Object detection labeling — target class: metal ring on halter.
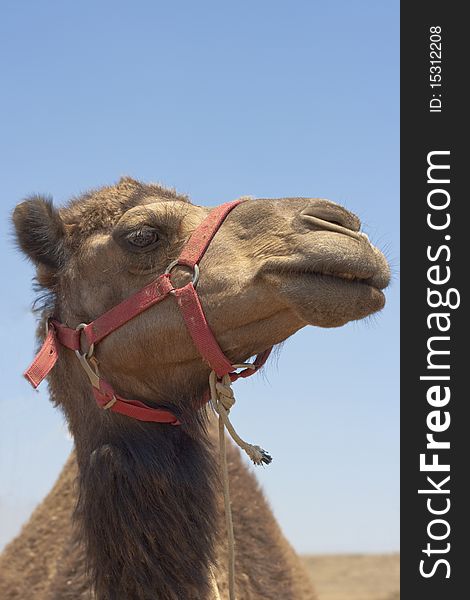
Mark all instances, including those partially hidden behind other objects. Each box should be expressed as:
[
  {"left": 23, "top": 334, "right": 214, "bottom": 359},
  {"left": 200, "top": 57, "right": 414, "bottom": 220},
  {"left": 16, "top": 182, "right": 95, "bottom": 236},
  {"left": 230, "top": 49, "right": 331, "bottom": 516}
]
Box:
[
  {"left": 74, "top": 350, "right": 101, "bottom": 389},
  {"left": 165, "top": 260, "right": 200, "bottom": 287},
  {"left": 102, "top": 395, "right": 117, "bottom": 410},
  {"left": 75, "top": 323, "right": 95, "bottom": 359}
]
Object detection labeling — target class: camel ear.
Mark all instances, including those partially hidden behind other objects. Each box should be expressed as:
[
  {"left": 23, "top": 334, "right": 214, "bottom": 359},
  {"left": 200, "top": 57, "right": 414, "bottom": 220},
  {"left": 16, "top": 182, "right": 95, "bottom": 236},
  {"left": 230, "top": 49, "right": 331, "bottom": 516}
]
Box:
[{"left": 12, "top": 195, "right": 66, "bottom": 270}]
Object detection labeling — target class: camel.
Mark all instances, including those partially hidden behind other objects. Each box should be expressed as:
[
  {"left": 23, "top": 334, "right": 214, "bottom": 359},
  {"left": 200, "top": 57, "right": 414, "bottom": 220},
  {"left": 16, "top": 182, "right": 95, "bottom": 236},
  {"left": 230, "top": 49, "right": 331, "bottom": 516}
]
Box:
[{"left": 0, "top": 177, "right": 390, "bottom": 600}]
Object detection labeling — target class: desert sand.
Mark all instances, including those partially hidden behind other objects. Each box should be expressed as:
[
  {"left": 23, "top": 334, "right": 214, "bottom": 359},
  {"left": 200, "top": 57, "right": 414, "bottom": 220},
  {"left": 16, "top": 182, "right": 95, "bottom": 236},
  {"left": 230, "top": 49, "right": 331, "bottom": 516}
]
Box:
[{"left": 302, "top": 553, "right": 399, "bottom": 600}]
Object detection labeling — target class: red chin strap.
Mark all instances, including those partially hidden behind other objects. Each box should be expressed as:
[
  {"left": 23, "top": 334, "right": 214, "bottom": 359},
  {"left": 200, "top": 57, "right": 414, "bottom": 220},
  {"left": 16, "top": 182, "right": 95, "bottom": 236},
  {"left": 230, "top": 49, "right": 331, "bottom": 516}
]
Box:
[{"left": 24, "top": 200, "right": 272, "bottom": 425}]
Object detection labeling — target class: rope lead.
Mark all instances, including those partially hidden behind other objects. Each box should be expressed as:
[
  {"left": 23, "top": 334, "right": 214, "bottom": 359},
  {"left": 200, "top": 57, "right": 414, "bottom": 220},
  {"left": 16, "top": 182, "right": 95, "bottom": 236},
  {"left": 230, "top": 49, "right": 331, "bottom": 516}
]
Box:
[{"left": 209, "top": 371, "right": 272, "bottom": 600}]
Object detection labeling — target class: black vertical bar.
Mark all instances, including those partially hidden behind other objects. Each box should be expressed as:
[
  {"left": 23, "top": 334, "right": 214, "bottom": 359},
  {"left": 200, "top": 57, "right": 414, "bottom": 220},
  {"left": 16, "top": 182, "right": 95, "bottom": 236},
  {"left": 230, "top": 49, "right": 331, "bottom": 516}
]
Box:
[{"left": 401, "top": 3, "right": 467, "bottom": 599}]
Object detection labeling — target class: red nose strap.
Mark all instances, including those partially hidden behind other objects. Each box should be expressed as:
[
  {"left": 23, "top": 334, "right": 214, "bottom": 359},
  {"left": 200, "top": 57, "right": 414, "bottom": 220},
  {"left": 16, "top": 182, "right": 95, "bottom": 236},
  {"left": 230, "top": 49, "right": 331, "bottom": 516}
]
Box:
[{"left": 24, "top": 200, "right": 272, "bottom": 424}]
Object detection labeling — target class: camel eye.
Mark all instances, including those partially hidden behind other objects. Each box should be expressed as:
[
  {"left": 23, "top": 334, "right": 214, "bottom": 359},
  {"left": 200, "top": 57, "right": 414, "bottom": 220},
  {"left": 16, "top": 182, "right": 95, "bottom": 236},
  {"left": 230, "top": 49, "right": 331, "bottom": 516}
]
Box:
[{"left": 126, "top": 226, "right": 159, "bottom": 249}]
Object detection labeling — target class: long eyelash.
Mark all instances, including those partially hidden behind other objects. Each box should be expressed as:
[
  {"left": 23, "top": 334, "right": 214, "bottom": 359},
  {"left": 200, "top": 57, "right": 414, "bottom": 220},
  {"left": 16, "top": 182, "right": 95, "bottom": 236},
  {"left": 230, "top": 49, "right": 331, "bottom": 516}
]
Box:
[{"left": 127, "top": 228, "right": 158, "bottom": 247}]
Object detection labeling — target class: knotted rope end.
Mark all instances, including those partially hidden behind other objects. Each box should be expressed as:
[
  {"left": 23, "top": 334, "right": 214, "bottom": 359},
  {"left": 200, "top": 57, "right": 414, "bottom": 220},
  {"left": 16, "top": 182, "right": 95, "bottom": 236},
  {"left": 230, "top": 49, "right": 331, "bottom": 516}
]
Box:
[
  {"left": 245, "top": 444, "right": 272, "bottom": 466},
  {"left": 209, "top": 369, "right": 273, "bottom": 467}
]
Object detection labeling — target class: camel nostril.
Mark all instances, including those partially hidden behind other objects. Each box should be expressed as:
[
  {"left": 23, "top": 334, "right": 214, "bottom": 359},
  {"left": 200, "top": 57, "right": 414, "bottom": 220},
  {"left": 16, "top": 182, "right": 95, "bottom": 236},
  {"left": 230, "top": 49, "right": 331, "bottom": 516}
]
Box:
[{"left": 300, "top": 200, "right": 361, "bottom": 233}]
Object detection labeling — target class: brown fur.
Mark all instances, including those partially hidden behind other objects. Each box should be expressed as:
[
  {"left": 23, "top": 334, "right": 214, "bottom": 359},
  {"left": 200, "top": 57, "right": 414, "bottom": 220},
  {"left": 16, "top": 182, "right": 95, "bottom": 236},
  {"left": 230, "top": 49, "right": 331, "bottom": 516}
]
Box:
[{"left": 1, "top": 177, "right": 390, "bottom": 599}]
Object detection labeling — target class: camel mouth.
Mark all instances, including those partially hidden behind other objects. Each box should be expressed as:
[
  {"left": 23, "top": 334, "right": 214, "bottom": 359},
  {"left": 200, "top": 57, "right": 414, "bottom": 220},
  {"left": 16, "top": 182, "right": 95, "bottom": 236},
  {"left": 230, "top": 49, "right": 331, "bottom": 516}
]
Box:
[
  {"left": 262, "top": 248, "right": 390, "bottom": 328},
  {"left": 280, "top": 269, "right": 387, "bottom": 326},
  {"left": 299, "top": 268, "right": 388, "bottom": 293},
  {"left": 309, "top": 271, "right": 386, "bottom": 307},
  {"left": 287, "top": 269, "right": 386, "bottom": 312}
]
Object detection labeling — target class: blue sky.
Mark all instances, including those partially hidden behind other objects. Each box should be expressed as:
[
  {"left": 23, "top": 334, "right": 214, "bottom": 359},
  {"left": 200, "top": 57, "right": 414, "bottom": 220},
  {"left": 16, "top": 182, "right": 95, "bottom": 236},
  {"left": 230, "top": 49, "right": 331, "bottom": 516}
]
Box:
[{"left": 0, "top": 1, "right": 399, "bottom": 554}]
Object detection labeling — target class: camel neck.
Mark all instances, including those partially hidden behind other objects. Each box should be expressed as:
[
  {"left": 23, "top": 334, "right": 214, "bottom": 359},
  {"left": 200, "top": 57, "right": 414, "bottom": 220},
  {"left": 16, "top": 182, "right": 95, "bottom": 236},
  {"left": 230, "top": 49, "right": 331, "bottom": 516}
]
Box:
[{"left": 70, "top": 401, "right": 219, "bottom": 599}]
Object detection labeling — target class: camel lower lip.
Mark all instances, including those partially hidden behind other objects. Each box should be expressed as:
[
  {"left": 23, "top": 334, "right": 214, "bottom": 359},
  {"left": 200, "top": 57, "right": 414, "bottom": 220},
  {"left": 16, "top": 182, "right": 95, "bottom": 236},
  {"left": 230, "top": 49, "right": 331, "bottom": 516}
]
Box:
[
  {"left": 320, "top": 274, "right": 386, "bottom": 303},
  {"left": 325, "top": 274, "right": 386, "bottom": 304},
  {"left": 264, "top": 268, "right": 387, "bottom": 327}
]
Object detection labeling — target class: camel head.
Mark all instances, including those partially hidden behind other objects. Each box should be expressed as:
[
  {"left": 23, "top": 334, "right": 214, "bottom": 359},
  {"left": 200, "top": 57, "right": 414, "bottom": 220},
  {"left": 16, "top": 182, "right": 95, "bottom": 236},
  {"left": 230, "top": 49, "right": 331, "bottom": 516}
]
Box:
[
  {"left": 13, "top": 177, "right": 390, "bottom": 421},
  {"left": 11, "top": 176, "right": 391, "bottom": 598}
]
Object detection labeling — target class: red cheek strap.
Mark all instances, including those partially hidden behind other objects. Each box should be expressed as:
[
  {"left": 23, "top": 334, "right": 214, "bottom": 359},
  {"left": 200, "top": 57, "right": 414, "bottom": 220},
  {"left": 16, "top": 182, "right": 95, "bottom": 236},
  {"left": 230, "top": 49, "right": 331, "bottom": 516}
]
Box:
[{"left": 173, "top": 283, "right": 234, "bottom": 378}]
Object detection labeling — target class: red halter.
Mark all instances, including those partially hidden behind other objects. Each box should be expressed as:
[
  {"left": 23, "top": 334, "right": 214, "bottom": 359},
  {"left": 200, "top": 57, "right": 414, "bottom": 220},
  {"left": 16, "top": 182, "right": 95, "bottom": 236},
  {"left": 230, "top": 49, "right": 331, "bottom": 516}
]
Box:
[{"left": 24, "top": 200, "right": 272, "bottom": 425}]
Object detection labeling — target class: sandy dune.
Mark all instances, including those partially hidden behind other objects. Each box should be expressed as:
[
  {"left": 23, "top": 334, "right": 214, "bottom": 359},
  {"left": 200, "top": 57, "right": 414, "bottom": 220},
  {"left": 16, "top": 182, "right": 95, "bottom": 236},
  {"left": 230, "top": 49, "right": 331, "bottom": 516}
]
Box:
[{"left": 302, "top": 553, "right": 399, "bottom": 600}]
